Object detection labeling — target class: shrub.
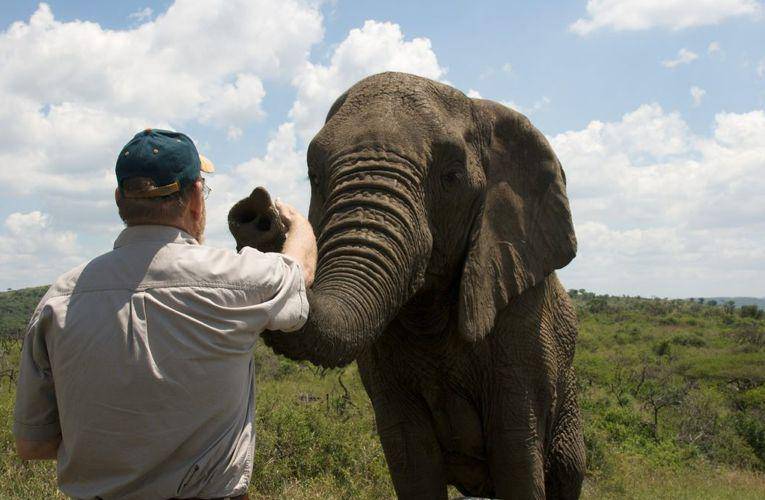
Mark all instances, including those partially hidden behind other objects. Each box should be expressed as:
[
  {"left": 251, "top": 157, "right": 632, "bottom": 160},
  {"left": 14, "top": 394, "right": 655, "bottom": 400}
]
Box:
[
  {"left": 734, "top": 412, "right": 765, "bottom": 469},
  {"left": 740, "top": 305, "right": 764, "bottom": 320}
]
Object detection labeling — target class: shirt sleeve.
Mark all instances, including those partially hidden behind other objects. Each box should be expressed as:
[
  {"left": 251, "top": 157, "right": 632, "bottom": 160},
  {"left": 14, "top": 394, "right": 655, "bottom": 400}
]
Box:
[
  {"left": 13, "top": 300, "right": 61, "bottom": 442},
  {"left": 238, "top": 248, "right": 309, "bottom": 333}
]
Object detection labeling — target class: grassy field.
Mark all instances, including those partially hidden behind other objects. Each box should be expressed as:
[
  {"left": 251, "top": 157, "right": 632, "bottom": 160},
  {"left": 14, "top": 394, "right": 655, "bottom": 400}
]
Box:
[{"left": 1, "top": 288, "right": 764, "bottom": 498}]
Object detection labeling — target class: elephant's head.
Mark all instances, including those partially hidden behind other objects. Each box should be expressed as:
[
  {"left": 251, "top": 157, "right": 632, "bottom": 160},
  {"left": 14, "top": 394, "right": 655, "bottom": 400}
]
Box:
[{"left": 234, "top": 72, "right": 576, "bottom": 367}]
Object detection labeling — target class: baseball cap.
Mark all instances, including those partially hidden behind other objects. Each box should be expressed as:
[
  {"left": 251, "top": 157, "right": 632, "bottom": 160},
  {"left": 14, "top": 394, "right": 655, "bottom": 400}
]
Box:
[{"left": 116, "top": 128, "right": 215, "bottom": 198}]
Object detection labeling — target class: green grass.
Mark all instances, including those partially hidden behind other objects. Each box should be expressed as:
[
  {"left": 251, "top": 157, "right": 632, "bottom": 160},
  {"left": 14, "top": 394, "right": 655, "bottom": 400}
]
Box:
[{"left": 1, "top": 288, "right": 764, "bottom": 498}]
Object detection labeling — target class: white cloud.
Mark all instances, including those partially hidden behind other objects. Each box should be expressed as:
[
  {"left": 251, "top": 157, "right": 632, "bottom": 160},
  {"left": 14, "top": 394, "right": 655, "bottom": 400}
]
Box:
[
  {"left": 0, "top": 99, "right": 151, "bottom": 195},
  {"left": 0, "top": 1, "right": 323, "bottom": 197},
  {"left": 552, "top": 105, "right": 765, "bottom": 296},
  {"left": 0, "top": 211, "right": 83, "bottom": 288},
  {"left": 198, "top": 73, "right": 267, "bottom": 129},
  {"left": 570, "top": 0, "right": 762, "bottom": 35},
  {"left": 466, "top": 89, "right": 482, "bottom": 98},
  {"left": 0, "top": 0, "right": 325, "bottom": 288},
  {"left": 5, "top": 0, "right": 323, "bottom": 117},
  {"left": 502, "top": 62, "right": 513, "bottom": 74},
  {"left": 661, "top": 48, "right": 699, "bottom": 68},
  {"left": 289, "top": 20, "right": 446, "bottom": 141},
  {"left": 128, "top": 7, "right": 153, "bottom": 23},
  {"left": 690, "top": 86, "right": 706, "bottom": 106},
  {"left": 0, "top": 0, "right": 323, "bottom": 182},
  {"left": 707, "top": 41, "right": 722, "bottom": 55}
]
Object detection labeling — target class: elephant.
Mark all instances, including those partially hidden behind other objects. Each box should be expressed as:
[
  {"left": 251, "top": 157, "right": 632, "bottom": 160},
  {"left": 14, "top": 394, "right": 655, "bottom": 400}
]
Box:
[{"left": 229, "top": 72, "right": 585, "bottom": 499}]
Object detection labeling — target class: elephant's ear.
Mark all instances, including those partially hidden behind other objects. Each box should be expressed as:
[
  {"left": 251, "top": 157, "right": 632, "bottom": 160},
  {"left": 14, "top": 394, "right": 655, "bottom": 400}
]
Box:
[{"left": 457, "top": 99, "right": 576, "bottom": 342}]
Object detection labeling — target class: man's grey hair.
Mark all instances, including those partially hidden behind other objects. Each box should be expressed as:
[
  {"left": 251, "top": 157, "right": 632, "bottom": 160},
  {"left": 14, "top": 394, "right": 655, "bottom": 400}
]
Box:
[{"left": 117, "top": 177, "right": 196, "bottom": 225}]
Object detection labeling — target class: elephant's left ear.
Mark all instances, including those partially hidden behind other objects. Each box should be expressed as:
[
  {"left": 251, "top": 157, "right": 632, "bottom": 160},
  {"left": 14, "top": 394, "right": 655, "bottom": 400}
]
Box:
[{"left": 457, "top": 99, "right": 577, "bottom": 342}]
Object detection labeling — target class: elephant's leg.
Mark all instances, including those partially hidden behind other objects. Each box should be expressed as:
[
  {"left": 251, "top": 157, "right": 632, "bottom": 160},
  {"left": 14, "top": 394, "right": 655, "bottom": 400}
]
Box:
[
  {"left": 358, "top": 353, "right": 448, "bottom": 500},
  {"left": 488, "top": 420, "right": 547, "bottom": 498},
  {"left": 377, "top": 414, "right": 448, "bottom": 499},
  {"left": 544, "top": 369, "right": 585, "bottom": 500},
  {"left": 486, "top": 372, "right": 548, "bottom": 499}
]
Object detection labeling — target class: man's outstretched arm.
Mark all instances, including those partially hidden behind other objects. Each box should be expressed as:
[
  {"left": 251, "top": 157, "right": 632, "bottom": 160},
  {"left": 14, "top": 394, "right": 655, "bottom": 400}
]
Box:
[{"left": 275, "top": 200, "right": 317, "bottom": 288}]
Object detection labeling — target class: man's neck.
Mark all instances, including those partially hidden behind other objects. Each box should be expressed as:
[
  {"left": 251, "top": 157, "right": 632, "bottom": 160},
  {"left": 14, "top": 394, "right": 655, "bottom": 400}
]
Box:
[{"left": 127, "top": 219, "right": 201, "bottom": 242}]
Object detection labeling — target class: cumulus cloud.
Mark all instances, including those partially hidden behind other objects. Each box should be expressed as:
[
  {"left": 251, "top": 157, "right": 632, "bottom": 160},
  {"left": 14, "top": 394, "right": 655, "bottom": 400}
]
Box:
[
  {"left": 661, "top": 48, "right": 699, "bottom": 68},
  {"left": 690, "top": 86, "right": 706, "bottom": 106},
  {"left": 0, "top": 1, "right": 323, "bottom": 198},
  {"left": 707, "top": 41, "right": 722, "bottom": 55},
  {"left": 0, "top": 211, "right": 83, "bottom": 289},
  {"left": 0, "top": 0, "right": 324, "bottom": 287},
  {"left": 289, "top": 20, "right": 446, "bottom": 141},
  {"left": 198, "top": 73, "right": 267, "bottom": 130},
  {"left": 570, "top": 0, "right": 762, "bottom": 35},
  {"left": 551, "top": 105, "right": 765, "bottom": 296}
]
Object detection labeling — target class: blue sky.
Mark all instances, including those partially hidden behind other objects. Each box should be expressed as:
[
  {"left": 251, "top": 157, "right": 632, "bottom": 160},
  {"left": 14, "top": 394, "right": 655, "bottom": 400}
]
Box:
[{"left": 0, "top": 1, "right": 763, "bottom": 297}]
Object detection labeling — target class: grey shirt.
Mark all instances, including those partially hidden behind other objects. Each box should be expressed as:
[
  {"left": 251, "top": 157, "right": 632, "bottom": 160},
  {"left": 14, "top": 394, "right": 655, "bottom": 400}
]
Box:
[{"left": 13, "top": 225, "right": 308, "bottom": 499}]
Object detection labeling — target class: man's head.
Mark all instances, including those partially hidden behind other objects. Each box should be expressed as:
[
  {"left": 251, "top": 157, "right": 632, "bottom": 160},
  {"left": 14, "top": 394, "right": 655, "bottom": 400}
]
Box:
[{"left": 115, "top": 129, "right": 214, "bottom": 242}]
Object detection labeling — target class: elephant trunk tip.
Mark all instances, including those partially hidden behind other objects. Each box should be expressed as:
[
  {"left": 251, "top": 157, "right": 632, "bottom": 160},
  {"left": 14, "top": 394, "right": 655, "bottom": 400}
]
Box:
[{"left": 228, "top": 186, "right": 287, "bottom": 253}]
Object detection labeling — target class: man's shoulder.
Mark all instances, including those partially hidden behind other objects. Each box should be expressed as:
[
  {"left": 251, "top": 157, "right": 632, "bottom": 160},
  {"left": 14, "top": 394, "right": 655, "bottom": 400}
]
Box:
[
  {"left": 154, "top": 243, "right": 289, "bottom": 290},
  {"left": 181, "top": 245, "right": 290, "bottom": 287},
  {"left": 46, "top": 261, "right": 90, "bottom": 298}
]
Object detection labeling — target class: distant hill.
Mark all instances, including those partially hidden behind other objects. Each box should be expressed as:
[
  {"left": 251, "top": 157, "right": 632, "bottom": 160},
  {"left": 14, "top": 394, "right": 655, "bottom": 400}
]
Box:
[
  {"left": 706, "top": 297, "right": 765, "bottom": 308},
  {"left": 0, "top": 286, "right": 47, "bottom": 336}
]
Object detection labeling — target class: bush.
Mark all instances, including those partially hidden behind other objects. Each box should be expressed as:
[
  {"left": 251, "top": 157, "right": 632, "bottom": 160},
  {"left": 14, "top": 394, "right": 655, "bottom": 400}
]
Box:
[
  {"left": 740, "top": 305, "right": 764, "bottom": 320},
  {"left": 735, "top": 412, "right": 765, "bottom": 468}
]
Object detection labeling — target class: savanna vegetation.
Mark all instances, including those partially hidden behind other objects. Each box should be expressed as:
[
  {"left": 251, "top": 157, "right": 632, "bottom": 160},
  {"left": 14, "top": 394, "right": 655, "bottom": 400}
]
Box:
[{"left": 1, "top": 287, "right": 764, "bottom": 498}]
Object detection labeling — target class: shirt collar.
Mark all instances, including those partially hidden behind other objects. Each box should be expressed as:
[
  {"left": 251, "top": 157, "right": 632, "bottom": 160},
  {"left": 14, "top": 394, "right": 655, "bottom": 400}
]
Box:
[{"left": 113, "top": 225, "right": 199, "bottom": 249}]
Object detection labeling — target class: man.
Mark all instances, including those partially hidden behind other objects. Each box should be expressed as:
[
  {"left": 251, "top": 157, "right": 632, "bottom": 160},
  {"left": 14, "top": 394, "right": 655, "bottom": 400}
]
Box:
[{"left": 13, "top": 129, "right": 317, "bottom": 499}]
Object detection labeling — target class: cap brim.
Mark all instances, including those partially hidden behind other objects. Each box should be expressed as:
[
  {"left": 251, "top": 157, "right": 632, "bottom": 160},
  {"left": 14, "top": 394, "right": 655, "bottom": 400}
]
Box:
[{"left": 200, "top": 154, "right": 215, "bottom": 173}]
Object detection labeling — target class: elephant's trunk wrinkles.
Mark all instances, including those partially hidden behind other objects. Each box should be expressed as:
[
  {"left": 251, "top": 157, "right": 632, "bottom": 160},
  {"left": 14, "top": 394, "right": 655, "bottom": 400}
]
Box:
[
  {"left": 302, "top": 153, "right": 427, "bottom": 366},
  {"left": 233, "top": 152, "right": 427, "bottom": 367}
]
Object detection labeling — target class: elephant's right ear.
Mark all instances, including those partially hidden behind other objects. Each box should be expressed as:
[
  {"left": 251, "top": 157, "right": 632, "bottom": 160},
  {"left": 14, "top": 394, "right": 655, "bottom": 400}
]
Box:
[{"left": 457, "top": 99, "right": 576, "bottom": 342}]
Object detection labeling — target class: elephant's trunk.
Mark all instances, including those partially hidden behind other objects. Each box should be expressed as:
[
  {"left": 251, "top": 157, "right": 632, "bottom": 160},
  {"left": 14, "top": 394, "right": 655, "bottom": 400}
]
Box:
[{"left": 229, "top": 153, "right": 428, "bottom": 367}]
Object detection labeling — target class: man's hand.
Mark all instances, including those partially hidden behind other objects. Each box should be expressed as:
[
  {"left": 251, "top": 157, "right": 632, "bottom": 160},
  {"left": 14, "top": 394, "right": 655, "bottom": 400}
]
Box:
[
  {"left": 275, "top": 200, "right": 317, "bottom": 287},
  {"left": 16, "top": 437, "right": 60, "bottom": 460}
]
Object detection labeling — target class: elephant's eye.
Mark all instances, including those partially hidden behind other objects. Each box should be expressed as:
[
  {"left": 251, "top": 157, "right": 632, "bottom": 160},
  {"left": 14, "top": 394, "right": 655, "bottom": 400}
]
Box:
[{"left": 440, "top": 168, "right": 464, "bottom": 188}]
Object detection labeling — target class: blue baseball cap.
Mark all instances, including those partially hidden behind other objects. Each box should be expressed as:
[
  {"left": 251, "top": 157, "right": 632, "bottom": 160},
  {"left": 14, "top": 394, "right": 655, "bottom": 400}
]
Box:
[{"left": 116, "top": 128, "right": 215, "bottom": 198}]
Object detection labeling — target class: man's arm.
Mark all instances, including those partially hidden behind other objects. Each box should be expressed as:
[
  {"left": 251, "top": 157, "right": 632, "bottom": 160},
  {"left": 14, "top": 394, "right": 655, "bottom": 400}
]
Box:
[
  {"left": 14, "top": 297, "right": 62, "bottom": 461},
  {"left": 16, "top": 436, "right": 60, "bottom": 460},
  {"left": 275, "top": 200, "right": 317, "bottom": 288}
]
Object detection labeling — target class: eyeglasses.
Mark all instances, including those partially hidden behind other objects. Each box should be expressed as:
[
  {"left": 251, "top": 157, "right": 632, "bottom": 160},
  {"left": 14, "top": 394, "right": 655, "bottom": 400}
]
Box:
[{"left": 201, "top": 178, "right": 212, "bottom": 200}]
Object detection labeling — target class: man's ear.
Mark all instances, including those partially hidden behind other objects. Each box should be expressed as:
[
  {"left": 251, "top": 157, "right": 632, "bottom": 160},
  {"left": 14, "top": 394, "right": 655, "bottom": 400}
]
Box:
[
  {"left": 188, "top": 179, "right": 204, "bottom": 218},
  {"left": 114, "top": 187, "right": 120, "bottom": 204}
]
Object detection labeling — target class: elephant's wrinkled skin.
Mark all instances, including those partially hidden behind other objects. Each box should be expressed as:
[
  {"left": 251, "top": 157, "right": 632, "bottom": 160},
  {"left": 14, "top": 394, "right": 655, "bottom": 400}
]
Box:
[{"left": 230, "top": 72, "right": 585, "bottom": 499}]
